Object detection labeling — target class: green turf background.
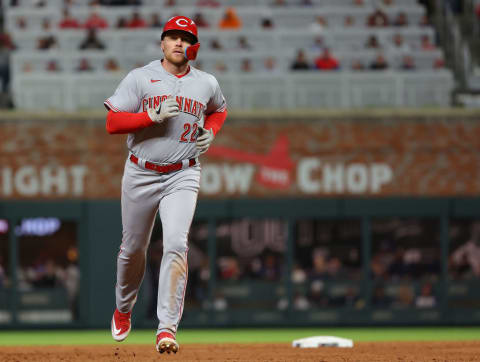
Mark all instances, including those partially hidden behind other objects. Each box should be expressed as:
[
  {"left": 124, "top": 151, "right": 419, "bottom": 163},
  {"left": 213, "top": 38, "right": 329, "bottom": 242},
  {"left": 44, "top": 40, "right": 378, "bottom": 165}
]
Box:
[{"left": 0, "top": 328, "right": 479, "bottom": 346}]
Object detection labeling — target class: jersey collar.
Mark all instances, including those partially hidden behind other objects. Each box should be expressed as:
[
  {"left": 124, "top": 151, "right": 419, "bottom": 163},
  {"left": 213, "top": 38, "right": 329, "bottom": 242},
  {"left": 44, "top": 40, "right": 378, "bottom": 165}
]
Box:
[{"left": 160, "top": 59, "right": 191, "bottom": 79}]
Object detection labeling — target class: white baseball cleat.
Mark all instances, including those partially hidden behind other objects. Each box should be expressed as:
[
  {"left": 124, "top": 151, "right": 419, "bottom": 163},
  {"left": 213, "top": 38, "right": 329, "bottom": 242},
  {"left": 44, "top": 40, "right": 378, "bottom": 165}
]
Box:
[
  {"left": 156, "top": 332, "right": 179, "bottom": 354},
  {"left": 111, "top": 309, "right": 131, "bottom": 342}
]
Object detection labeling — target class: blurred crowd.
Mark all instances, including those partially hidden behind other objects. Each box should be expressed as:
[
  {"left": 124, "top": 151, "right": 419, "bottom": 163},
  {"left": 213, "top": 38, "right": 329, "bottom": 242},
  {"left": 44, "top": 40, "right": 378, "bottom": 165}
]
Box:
[
  {"left": 0, "top": 245, "right": 80, "bottom": 319},
  {"left": 2, "top": 217, "right": 480, "bottom": 318},
  {"left": 0, "top": 0, "right": 449, "bottom": 78},
  {"left": 142, "top": 218, "right": 480, "bottom": 314}
]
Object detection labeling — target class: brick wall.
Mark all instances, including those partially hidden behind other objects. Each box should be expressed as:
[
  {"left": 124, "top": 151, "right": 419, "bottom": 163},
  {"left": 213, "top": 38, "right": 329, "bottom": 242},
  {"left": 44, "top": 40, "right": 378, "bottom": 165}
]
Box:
[{"left": 0, "top": 113, "right": 479, "bottom": 199}]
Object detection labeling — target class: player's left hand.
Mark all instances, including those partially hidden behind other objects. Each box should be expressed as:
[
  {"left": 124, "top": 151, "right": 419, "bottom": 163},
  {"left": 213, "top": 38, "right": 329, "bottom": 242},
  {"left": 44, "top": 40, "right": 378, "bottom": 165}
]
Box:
[{"left": 196, "top": 126, "right": 214, "bottom": 154}]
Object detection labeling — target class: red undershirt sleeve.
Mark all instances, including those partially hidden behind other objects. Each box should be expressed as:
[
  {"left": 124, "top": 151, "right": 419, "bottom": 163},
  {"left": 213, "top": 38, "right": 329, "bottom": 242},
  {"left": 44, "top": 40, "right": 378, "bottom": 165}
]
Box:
[
  {"left": 203, "top": 109, "right": 227, "bottom": 136},
  {"left": 105, "top": 109, "right": 154, "bottom": 134}
]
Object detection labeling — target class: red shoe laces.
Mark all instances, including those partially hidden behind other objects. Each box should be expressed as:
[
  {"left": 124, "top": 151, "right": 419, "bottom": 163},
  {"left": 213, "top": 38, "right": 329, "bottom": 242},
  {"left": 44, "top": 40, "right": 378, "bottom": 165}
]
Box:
[{"left": 116, "top": 311, "right": 130, "bottom": 328}]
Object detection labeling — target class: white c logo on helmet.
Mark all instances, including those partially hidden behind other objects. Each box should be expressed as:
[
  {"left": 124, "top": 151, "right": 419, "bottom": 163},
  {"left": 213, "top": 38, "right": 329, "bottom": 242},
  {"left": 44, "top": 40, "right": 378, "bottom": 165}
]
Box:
[{"left": 176, "top": 18, "right": 188, "bottom": 27}]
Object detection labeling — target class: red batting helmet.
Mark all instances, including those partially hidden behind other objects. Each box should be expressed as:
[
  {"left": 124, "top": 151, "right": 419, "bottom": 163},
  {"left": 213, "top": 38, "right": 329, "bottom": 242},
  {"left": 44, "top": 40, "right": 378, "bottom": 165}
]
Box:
[{"left": 161, "top": 16, "right": 198, "bottom": 44}]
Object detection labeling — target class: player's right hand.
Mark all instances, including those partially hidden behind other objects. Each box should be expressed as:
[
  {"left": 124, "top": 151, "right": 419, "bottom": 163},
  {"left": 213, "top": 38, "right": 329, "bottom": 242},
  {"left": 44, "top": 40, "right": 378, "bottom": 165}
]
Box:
[{"left": 147, "top": 96, "right": 179, "bottom": 123}]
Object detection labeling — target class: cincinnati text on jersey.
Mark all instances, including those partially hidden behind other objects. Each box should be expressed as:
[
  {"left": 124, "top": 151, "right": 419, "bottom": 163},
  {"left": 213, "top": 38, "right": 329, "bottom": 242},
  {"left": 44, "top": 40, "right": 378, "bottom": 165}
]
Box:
[{"left": 142, "top": 95, "right": 205, "bottom": 119}]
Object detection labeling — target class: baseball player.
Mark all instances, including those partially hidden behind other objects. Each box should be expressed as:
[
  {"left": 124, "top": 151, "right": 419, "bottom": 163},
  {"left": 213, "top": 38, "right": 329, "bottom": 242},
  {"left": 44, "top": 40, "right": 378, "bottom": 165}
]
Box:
[{"left": 104, "top": 16, "right": 227, "bottom": 354}]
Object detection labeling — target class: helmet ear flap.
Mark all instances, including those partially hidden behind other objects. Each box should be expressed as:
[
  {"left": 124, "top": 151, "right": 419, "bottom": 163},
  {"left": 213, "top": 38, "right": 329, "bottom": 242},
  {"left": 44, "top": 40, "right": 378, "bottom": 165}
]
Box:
[{"left": 185, "top": 43, "right": 200, "bottom": 60}]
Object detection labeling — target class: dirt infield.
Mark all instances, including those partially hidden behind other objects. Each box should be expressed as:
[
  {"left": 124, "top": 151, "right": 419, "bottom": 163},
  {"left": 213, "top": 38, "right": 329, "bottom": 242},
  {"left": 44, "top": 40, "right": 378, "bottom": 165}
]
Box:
[{"left": 1, "top": 341, "right": 479, "bottom": 361}]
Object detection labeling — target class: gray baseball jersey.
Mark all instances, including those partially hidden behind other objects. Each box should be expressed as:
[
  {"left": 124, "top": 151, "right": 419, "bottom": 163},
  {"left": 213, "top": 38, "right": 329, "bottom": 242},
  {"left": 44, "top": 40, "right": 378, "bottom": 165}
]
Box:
[
  {"left": 106, "top": 60, "right": 226, "bottom": 338},
  {"left": 105, "top": 60, "right": 226, "bottom": 163}
]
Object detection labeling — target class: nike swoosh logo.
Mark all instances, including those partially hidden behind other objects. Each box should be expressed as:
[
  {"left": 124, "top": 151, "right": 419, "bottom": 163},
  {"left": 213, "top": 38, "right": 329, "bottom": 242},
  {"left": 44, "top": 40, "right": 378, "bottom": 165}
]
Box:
[
  {"left": 112, "top": 319, "right": 122, "bottom": 335},
  {"left": 150, "top": 79, "right": 162, "bottom": 83}
]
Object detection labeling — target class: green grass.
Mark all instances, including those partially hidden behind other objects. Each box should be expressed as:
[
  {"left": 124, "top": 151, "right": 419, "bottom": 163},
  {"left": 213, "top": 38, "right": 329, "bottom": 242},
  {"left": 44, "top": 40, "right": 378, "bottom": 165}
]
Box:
[{"left": 0, "top": 327, "right": 479, "bottom": 346}]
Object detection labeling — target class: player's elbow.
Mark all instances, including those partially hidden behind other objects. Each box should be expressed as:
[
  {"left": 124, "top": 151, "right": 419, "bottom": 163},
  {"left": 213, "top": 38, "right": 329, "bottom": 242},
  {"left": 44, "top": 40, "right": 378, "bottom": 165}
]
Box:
[
  {"left": 106, "top": 111, "right": 118, "bottom": 134},
  {"left": 106, "top": 123, "right": 117, "bottom": 134}
]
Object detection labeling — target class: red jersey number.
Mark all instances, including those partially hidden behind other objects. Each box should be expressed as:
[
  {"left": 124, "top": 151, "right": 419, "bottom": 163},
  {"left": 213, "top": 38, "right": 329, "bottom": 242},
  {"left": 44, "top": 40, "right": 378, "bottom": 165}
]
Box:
[{"left": 180, "top": 123, "right": 199, "bottom": 143}]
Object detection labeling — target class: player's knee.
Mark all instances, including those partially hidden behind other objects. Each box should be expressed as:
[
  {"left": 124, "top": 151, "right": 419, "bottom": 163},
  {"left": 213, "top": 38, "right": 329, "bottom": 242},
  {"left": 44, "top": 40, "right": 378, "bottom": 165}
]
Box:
[
  {"left": 162, "top": 230, "right": 188, "bottom": 254},
  {"left": 119, "top": 241, "right": 148, "bottom": 258}
]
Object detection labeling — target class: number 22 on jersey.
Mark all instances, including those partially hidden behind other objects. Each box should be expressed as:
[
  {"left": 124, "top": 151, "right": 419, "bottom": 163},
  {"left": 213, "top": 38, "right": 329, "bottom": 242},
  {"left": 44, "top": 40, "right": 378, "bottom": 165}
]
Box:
[{"left": 180, "top": 122, "right": 199, "bottom": 143}]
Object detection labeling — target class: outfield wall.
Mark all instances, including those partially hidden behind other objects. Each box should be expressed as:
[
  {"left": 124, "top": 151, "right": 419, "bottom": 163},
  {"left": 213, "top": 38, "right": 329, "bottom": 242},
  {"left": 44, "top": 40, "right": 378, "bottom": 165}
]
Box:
[
  {"left": 0, "top": 110, "right": 479, "bottom": 328},
  {"left": 0, "top": 109, "right": 479, "bottom": 199}
]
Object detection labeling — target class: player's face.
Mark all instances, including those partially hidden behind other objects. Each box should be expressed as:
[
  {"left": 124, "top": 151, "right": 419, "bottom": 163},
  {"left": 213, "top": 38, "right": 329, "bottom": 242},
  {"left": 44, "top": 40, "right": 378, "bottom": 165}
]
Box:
[{"left": 161, "top": 31, "right": 195, "bottom": 66}]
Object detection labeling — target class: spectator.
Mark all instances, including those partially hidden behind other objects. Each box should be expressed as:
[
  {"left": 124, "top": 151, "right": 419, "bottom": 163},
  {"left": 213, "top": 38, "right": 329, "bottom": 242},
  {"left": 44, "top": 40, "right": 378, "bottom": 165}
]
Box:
[
  {"left": 36, "top": 35, "right": 58, "bottom": 50},
  {"left": 214, "top": 61, "right": 228, "bottom": 73},
  {"left": 262, "top": 254, "right": 281, "bottom": 280},
  {"left": 22, "top": 62, "right": 34, "bottom": 73},
  {"left": 299, "top": 0, "right": 313, "bottom": 5},
  {"left": 79, "top": 28, "right": 105, "bottom": 50},
  {"left": 116, "top": 17, "right": 128, "bottom": 28},
  {"left": 310, "top": 15, "right": 327, "bottom": 34},
  {"left": 59, "top": 9, "right": 81, "bottom": 29},
  {"left": 290, "top": 49, "right": 310, "bottom": 70},
  {"left": 344, "top": 15, "right": 355, "bottom": 27},
  {"left": 450, "top": 222, "right": 480, "bottom": 278},
  {"left": 367, "top": 9, "right": 389, "bottom": 27},
  {"left": 218, "top": 257, "right": 240, "bottom": 280},
  {"left": 371, "top": 254, "right": 389, "bottom": 279},
  {"left": 476, "top": 3, "right": 480, "bottom": 20},
  {"left": 308, "top": 280, "right": 329, "bottom": 307},
  {"left": 310, "top": 251, "right": 328, "bottom": 280},
  {"left": 272, "top": 0, "right": 287, "bottom": 5},
  {"left": 219, "top": 7, "right": 242, "bottom": 29},
  {"left": 351, "top": 59, "right": 365, "bottom": 71},
  {"left": 415, "top": 283, "right": 436, "bottom": 308},
  {"left": 311, "top": 35, "right": 325, "bottom": 54},
  {"left": 315, "top": 48, "right": 340, "bottom": 71},
  {"left": 264, "top": 56, "right": 280, "bottom": 74},
  {"left": 365, "top": 34, "right": 381, "bottom": 49},
  {"left": 240, "top": 58, "right": 253, "bottom": 72},
  {"left": 420, "top": 35, "right": 435, "bottom": 51},
  {"left": 393, "top": 12, "right": 408, "bottom": 27},
  {"left": 210, "top": 38, "right": 223, "bottom": 50},
  {"left": 42, "top": 18, "right": 52, "bottom": 32},
  {"left": 326, "top": 257, "right": 344, "bottom": 279},
  {"left": 16, "top": 17, "right": 27, "bottom": 29},
  {"left": 149, "top": 13, "right": 162, "bottom": 28},
  {"left": 193, "top": 12, "right": 210, "bottom": 28},
  {"left": 213, "top": 293, "right": 228, "bottom": 311},
  {"left": 392, "top": 33, "right": 410, "bottom": 52},
  {"left": 76, "top": 58, "right": 94, "bottom": 72},
  {"left": 237, "top": 36, "right": 252, "bottom": 50},
  {"left": 164, "top": 0, "right": 176, "bottom": 5},
  {"left": 419, "top": 14, "right": 430, "bottom": 27},
  {"left": 84, "top": 9, "right": 109, "bottom": 29},
  {"left": 433, "top": 57, "right": 445, "bottom": 69},
  {"left": 0, "top": 32, "right": 15, "bottom": 51},
  {"left": 369, "top": 53, "right": 389, "bottom": 70},
  {"left": 392, "top": 285, "right": 414, "bottom": 308},
  {"left": 33, "top": 259, "right": 60, "bottom": 288},
  {"left": 261, "top": 17, "right": 274, "bottom": 29},
  {"left": 291, "top": 264, "right": 307, "bottom": 284},
  {"left": 127, "top": 11, "right": 147, "bottom": 28},
  {"left": 197, "top": 0, "right": 220, "bottom": 6},
  {"left": 46, "top": 60, "right": 61, "bottom": 72},
  {"left": 372, "top": 285, "right": 392, "bottom": 307},
  {"left": 353, "top": 0, "right": 364, "bottom": 6},
  {"left": 381, "top": 0, "right": 394, "bottom": 6},
  {"left": 60, "top": 246, "right": 80, "bottom": 320},
  {"left": 104, "top": 58, "right": 121, "bottom": 71}
]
